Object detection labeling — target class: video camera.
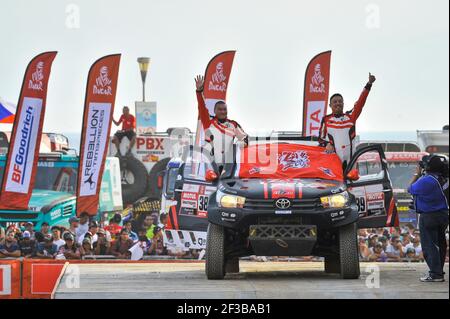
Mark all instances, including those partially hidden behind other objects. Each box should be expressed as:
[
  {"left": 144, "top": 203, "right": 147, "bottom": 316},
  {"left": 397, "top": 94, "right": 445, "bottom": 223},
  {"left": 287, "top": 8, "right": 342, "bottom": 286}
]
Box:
[{"left": 419, "top": 154, "right": 449, "bottom": 178}]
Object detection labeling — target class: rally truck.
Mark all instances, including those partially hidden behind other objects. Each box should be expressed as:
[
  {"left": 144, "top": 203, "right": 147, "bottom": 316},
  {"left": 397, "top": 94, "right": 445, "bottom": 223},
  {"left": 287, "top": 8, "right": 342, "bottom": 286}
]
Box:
[
  {"left": 108, "top": 127, "right": 193, "bottom": 205},
  {"left": 0, "top": 132, "right": 122, "bottom": 229},
  {"left": 200, "top": 137, "right": 397, "bottom": 279},
  {"left": 356, "top": 140, "right": 428, "bottom": 227}
]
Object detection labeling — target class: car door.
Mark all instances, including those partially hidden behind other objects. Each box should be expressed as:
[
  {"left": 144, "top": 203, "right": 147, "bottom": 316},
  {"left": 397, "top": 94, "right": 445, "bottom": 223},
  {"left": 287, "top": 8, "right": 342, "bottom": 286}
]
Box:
[
  {"left": 345, "top": 144, "right": 399, "bottom": 228},
  {"left": 172, "top": 146, "right": 219, "bottom": 231}
]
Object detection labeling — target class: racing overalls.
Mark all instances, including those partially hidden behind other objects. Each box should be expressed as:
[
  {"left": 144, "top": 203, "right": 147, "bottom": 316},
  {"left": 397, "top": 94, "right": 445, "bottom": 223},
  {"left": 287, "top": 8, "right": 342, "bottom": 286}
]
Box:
[
  {"left": 196, "top": 90, "right": 248, "bottom": 166},
  {"left": 318, "top": 83, "right": 372, "bottom": 167}
]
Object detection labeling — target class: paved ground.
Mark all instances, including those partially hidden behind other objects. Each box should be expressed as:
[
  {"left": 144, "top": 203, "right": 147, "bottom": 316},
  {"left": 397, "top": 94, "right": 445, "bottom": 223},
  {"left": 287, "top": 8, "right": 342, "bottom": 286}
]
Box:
[{"left": 54, "top": 261, "right": 449, "bottom": 299}]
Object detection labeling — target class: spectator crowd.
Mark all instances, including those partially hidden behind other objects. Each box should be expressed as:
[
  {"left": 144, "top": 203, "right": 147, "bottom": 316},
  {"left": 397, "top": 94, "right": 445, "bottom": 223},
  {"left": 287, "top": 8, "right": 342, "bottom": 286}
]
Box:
[
  {"left": 1, "top": 215, "right": 448, "bottom": 262},
  {"left": 0, "top": 211, "right": 170, "bottom": 260}
]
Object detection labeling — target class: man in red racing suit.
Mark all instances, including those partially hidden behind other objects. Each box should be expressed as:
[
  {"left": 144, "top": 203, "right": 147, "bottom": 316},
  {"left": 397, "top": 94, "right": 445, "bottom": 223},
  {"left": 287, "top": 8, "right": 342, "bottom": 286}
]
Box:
[
  {"left": 318, "top": 73, "right": 376, "bottom": 168},
  {"left": 194, "top": 75, "right": 248, "bottom": 166}
]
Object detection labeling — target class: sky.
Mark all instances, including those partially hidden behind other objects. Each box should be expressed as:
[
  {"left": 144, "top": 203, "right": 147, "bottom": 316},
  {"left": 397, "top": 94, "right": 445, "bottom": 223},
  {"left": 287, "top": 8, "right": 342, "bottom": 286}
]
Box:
[{"left": 0, "top": 0, "right": 449, "bottom": 137}]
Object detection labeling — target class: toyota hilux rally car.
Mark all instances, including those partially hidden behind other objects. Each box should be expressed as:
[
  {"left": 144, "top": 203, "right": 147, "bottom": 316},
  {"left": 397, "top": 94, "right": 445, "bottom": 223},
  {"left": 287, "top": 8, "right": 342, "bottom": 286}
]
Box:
[{"left": 159, "top": 134, "right": 398, "bottom": 280}]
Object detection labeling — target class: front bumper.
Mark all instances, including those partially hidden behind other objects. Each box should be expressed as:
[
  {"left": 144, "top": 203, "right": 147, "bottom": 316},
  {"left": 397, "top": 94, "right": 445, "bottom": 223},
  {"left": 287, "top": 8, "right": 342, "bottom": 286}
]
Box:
[{"left": 207, "top": 195, "right": 359, "bottom": 230}]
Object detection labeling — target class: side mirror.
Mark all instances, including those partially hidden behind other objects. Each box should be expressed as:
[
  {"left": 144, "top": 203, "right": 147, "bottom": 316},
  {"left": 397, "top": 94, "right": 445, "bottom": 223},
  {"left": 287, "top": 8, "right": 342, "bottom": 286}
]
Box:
[
  {"left": 205, "top": 169, "right": 218, "bottom": 183},
  {"left": 346, "top": 169, "right": 360, "bottom": 181}
]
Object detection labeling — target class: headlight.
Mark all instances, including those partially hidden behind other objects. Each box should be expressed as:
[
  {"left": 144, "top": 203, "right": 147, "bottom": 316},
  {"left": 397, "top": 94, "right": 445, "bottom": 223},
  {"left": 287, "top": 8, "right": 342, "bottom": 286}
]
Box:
[
  {"left": 321, "top": 192, "right": 349, "bottom": 208},
  {"left": 216, "top": 190, "right": 246, "bottom": 208}
]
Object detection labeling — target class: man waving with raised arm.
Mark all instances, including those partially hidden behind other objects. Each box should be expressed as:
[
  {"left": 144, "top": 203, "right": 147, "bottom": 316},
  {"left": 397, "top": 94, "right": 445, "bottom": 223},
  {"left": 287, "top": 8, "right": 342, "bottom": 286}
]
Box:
[
  {"left": 318, "top": 73, "right": 376, "bottom": 169},
  {"left": 195, "top": 75, "right": 248, "bottom": 167}
]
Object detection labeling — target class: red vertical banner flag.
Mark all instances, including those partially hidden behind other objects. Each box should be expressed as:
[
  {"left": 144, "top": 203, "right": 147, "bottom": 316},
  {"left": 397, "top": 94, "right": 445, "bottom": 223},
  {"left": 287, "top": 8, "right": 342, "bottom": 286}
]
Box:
[
  {"left": 195, "top": 51, "right": 236, "bottom": 146},
  {"left": 0, "top": 52, "right": 57, "bottom": 210},
  {"left": 76, "top": 54, "right": 121, "bottom": 216},
  {"left": 302, "top": 51, "right": 332, "bottom": 137}
]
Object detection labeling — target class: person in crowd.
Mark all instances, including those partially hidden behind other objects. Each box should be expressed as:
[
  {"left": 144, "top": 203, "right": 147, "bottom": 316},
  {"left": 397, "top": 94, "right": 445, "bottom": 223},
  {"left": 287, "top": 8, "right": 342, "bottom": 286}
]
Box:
[
  {"left": 94, "top": 228, "right": 111, "bottom": 255},
  {"left": 79, "top": 221, "right": 99, "bottom": 245},
  {"left": 65, "top": 217, "right": 80, "bottom": 240},
  {"left": 0, "top": 231, "right": 21, "bottom": 258},
  {"left": 378, "top": 236, "right": 389, "bottom": 251},
  {"left": 123, "top": 220, "right": 138, "bottom": 242},
  {"left": 144, "top": 214, "right": 156, "bottom": 240},
  {"left": 104, "top": 213, "right": 123, "bottom": 240},
  {"left": 57, "top": 232, "right": 81, "bottom": 260},
  {"left": 19, "top": 231, "right": 37, "bottom": 258},
  {"left": 136, "top": 228, "right": 152, "bottom": 255},
  {"left": 112, "top": 106, "right": 136, "bottom": 157},
  {"left": 80, "top": 237, "right": 95, "bottom": 257},
  {"left": 35, "top": 222, "right": 50, "bottom": 243},
  {"left": 36, "top": 235, "right": 58, "bottom": 259},
  {"left": 75, "top": 212, "right": 90, "bottom": 242},
  {"left": 318, "top": 73, "right": 376, "bottom": 169},
  {"left": 0, "top": 225, "right": 5, "bottom": 242},
  {"left": 405, "top": 235, "right": 423, "bottom": 261},
  {"left": 23, "top": 222, "right": 36, "bottom": 241},
  {"left": 385, "top": 235, "right": 406, "bottom": 261},
  {"left": 358, "top": 236, "right": 371, "bottom": 261},
  {"left": 367, "top": 234, "right": 378, "bottom": 249},
  {"left": 111, "top": 229, "right": 134, "bottom": 259},
  {"left": 159, "top": 214, "right": 169, "bottom": 229},
  {"left": 401, "top": 231, "right": 412, "bottom": 246},
  {"left": 405, "top": 247, "right": 420, "bottom": 262},
  {"left": 368, "top": 242, "right": 388, "bottom": 262},
  {"left": 409, "top": 154, "right": 449, "bottom": 282},
  {"left": 149, "top": 227, "right": 166, "bottom": 256},
  {"left": 51, "top": 226, "right": 65, "bottom": 250}
]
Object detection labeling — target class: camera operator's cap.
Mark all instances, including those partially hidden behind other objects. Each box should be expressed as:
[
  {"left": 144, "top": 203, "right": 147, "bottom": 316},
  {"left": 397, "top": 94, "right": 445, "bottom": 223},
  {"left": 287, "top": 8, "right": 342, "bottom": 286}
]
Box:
[
  {"left": 69, "top": 217, "right": 80, "bottom": 224},
  {"left": 63, "top": 232, "right": 74, "bottom": 241},
  {"left": 23, "top": 231, "right": 31, "bottom": 238}
]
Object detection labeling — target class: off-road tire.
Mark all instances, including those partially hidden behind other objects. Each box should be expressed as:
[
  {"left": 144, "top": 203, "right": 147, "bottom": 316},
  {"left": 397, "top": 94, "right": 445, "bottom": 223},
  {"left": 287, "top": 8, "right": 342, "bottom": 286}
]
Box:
[
  {"left": 339, "top": 223, "right": 360, "bottom": 279},
  {"left": 205, "top": 223, "right": 226, "bottom": 280}
]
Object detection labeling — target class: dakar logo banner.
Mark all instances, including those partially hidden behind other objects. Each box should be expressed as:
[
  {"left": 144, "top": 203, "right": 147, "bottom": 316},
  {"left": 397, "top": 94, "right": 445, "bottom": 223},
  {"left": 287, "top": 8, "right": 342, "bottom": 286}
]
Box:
[
  {"left": 302, "top": 51, "right": 332, "bottom": 137},
  {"left": 29, "top": 62, "right": 45, "bottom": 91},
  {"left": 0, "top": 51, "right": 57, "bottom": 210},
  {"left": 278, "top": 150, "right": 310, "bottom": 171},
  {"left": 76, "top": 54, "right": 121, "bottom": 216},
  {"left": 310, "top": 63, "right": 325, "bottom": 93},
  {"left": 93, "top": 66, "right": 113, "bottom": 96},
  {"left": 203, "top": 50, "right": 236, "bottom": 113}
]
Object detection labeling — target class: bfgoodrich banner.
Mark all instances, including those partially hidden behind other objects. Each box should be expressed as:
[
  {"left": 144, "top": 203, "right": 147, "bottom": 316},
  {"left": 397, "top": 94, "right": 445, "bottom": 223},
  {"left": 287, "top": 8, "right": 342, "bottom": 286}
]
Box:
[
  {"left": 0, "top": 51, "right": 57, "bottom": 210},
  {"left": 76, "top": 54, "right": 121, "bottom": 215}
]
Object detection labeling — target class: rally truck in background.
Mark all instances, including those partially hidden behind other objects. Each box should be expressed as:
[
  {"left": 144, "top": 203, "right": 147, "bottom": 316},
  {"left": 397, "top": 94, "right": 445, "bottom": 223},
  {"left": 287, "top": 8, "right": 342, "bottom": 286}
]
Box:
[
  {"left": 356, "top": 140, "right": 428, "bottom": 226},
  {"left": 417, "top": 126, "right": 449, "bottom": 155},
  {"left": 0, "top": 132, "right": 122, "bottom": 229},
  {"left": 108, "top": 127, "right": 193, "bottom": 205}
]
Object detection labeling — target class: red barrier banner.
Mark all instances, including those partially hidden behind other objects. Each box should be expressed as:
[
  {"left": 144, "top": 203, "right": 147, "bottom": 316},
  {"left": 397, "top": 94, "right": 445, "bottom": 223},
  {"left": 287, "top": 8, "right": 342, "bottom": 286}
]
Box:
[
  {"left": 22, "top": 259, "right": 66, "bottom": 299},
  {"left": 0, "top": 260, "right": 21, "bottom": 299},
  {"left": 302, "top": 51, "right": 331, "bottom": 137},
  {"left": 195, "top": 51, "right": 236, "bottom": 146},
  {"left": 76, "top": 54, "right": 121, "bottom": 215},
  {"left": 0, "top": 52, "right": 57, "bottom": 210}
]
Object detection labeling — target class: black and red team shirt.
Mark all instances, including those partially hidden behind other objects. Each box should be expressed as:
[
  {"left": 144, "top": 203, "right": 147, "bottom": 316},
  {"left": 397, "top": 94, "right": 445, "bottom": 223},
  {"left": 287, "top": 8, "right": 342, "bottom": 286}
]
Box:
[{"left": 318, "top": 84, "right": 372, "bottom": 164}]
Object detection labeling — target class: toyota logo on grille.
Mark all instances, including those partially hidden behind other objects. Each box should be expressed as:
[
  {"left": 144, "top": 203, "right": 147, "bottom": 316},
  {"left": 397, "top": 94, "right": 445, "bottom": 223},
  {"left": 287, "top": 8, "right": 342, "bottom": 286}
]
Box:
[{"left": 275, "top": 198, "right": 292, "bottom": 209}]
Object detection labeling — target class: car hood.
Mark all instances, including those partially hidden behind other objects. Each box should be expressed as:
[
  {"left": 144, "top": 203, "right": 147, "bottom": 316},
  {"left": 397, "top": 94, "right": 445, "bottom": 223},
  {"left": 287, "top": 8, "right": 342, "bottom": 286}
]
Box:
[
  {"left": 28, "top": 189, "right": 74, "bottom": 212},
  {"left": 218, "top": 178, "right": 346, "bottom": 200}
]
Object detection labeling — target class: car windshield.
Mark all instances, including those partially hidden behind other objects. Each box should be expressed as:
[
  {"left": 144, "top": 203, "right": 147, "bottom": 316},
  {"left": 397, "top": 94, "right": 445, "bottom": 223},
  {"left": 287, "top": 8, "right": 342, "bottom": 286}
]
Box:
[
  {"left": 0, "top": 160, "right": 78, "bottom": 194},
  {"left": 387, "top": 161, "right": 417, "bottom": 190},
  {"left": 235, "top": 143, "right": 344, "bottom": 181}
]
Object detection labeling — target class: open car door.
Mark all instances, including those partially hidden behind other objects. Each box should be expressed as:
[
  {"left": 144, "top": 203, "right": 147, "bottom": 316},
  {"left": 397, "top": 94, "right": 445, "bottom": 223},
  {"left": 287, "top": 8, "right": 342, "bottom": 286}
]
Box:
[
  {"left": 170, "top": 146, "right": 219, "bottom": 232},
  {"left": 345, "top": 144, "right": 399, "bottom": 228}
]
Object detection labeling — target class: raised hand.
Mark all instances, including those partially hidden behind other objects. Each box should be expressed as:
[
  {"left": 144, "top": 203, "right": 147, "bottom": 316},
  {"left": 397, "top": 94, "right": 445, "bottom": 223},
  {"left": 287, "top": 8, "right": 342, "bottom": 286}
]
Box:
[
  {"left": 368, "top": 72, "right": 376, "bottom": 84},
  {"left": 195, "top": 75, "right": 204, "bottom": 91}
]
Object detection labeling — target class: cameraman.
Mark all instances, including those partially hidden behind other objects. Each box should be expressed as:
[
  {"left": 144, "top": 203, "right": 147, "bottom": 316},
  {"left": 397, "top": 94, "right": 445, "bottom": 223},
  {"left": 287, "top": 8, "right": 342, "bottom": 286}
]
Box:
[{"left": 408, "top": 155, "right": 449, "bottom": 282}]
